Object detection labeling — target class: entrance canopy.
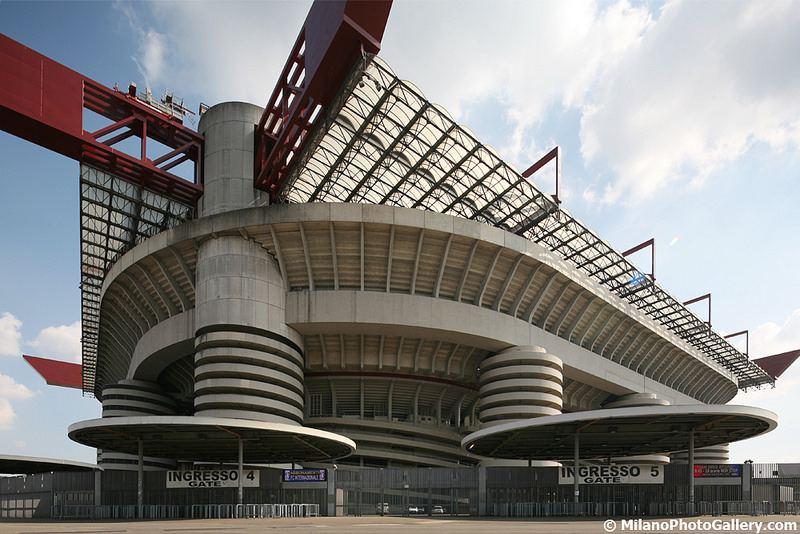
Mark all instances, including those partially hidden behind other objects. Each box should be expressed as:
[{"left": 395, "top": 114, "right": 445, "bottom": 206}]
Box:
[
  {"left": 69, "top": 416, "right": 355, "bottom": 463},
  {"left": 462, "top": 404, "right": 777, "bottom": 460},
  {"left": 0, "top": 454, "right": 98, "bottom": 474}
]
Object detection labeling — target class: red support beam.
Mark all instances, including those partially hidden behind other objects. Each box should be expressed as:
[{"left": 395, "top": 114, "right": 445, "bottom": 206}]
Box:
[
  {"left": 0, "top": 34, "right": 204, "bottom": 205},
  {"left": 622, "top": 238, "right": 656, "bottom": 281},
  {"left": 683, "top": 293, "right": 712, "bottom": 327},
  {"left": 255, "top": 0, "right": 393, "bottom": 199},
  {"left": 753, "top": 349, "right": 800, "bottom": 380},
  {"left": 724, "top": 330, "right": 749, "bottom": 358},
  {"left": 23, "top": 355, "right": 82, "bottom": 390},
  {"left": 522, "top": 146, "right": 561, "bottom": 205}
]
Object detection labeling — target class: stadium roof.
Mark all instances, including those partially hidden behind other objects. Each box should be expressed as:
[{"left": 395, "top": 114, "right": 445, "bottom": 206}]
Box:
[
  {"left": 75, "top": 54, "right": 774, "bottom": 393},
  {"left": 279, "top": 54, "right": 774, "bottom": 390}
]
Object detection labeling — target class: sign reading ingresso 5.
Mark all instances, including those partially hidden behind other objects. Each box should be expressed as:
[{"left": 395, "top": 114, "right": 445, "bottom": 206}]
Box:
[
  {"left": 166, "top": 469, "right": 260, "bottom": 488},
  {"left": 559, "top": 465, "right": 664, "bottom": 485}
]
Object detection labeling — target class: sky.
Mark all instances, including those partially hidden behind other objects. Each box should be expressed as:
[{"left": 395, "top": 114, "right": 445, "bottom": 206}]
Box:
[{"left": 0, "top": 0, "right": 799, "bottom": 465}]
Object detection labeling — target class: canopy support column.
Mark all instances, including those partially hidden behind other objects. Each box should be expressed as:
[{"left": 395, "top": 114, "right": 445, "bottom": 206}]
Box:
[
  {"left": 688, "top": 429, "right": 695, "bottom": 515},
  {"left": 238, "top": 437, "right": 244, "bottom": 510},
  {"left": 574, "top": 431, "right": 580, "bottom": 508},
  {"left": 137, "top": 439, "right": 143, "bottom": 518}
]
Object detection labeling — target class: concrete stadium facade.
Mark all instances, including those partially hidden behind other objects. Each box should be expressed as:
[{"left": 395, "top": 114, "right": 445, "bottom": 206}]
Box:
[{"left": 81, "top": 101, "right": 744, "bottom": 470}]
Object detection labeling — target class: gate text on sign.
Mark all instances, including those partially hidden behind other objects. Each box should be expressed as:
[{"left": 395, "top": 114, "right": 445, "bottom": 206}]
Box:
[
  {"left": 166, "top": 469, "right": 260, "bottom": 488},
  {"left": 558, "top": 465, "right": 663, "bottom": 484}
]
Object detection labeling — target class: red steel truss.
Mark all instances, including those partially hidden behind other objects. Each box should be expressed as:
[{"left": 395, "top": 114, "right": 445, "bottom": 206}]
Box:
[
  {"left": 254, "top": 0, "right": 393, "bottom": 199},
  {"left": 0, "top": 34, "right": 203, "bottom": 205}
]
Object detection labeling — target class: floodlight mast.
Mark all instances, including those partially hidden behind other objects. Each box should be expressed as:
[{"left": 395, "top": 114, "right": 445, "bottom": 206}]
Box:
[{"left": 254, "top": 0, "right": 394, "bottom": 200}]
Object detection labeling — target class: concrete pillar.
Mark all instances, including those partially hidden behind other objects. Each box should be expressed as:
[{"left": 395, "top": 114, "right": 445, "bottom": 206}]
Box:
[
  {"left": 604, "top": 393, "right": 671, "bottom": 465},
  {"left": 672, "top": 443, "right": 730, "bottom": 463},
  {"left": 574, "top": 432, "right": 580, "bottom": 506},
  {"left": 198, "top": 102, "right": 265, "bottom": 218},
  {"left": 477, "top": 346, "right": 562, "bottom": 428},
  {"left": 94, "top": 470, "right": 102, "bottom": 506},
  {"left": 194, "top": 102, "right": 305, "bottom": 425},
  {"left": 477, "top": 465, "right": 487, "bottom": 516},
  {"left": 137, "top": 439, "right": 143, "bottom": 517},
  {"left": 326, "top": 468, "right": 336, "bottom": 517},
  {"left": 237, "top": 438, "right": 244, "bottom": 509},
  {"left": 688, "top": 429, "right": 695, "bottom": 514},
  {"left": 99, "top": 380, "right": 177, "bottom": 471}
]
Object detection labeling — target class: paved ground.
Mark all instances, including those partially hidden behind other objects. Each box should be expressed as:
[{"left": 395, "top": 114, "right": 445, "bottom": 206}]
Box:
[{"left": 1, "top": 515, "right": 798, "bottom": 534}]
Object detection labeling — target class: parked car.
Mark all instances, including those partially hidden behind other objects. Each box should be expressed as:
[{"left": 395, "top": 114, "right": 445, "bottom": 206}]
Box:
[
  {"left": 376, "top": 502, "right": 389, "bottom": 514},
  {"left": 432, "top": 505, "right": 445, "bottom": 514},
  {"left": 407, "top": 504, "right": 419, "bottom": 514}
]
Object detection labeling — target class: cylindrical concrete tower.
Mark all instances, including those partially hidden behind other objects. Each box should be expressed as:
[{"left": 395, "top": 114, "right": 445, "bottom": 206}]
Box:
[
  {"left": 198, "top": 102, "right": 266, "bottom": 217},
  {"left": 478, "top": 345, "right": 563, "bottom": 427},
  {"left": 193, "top": 102, "right": 305, "bottom": 425},
  {"left": 98, "top": 379, "right": 177, "bottom": 471},
  {"left": 605, "top": 392, "right": 671, "bottom": 465}
]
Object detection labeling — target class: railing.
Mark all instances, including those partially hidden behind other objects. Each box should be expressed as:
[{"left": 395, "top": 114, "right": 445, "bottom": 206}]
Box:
[
  {"left": 492, "top": 501, "right": 800, "bottom": 518},
  {"left": 52, "top": 503, "right": 320, "bottom": 520}
]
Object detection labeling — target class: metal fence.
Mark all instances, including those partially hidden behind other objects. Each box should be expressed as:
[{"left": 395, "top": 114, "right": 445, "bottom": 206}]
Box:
[
  {"left": 52, "top": 503, "right": 320, "bottom": 520},
  {"left": 5, "top": 463, "right": 800, "bottom": 520}
]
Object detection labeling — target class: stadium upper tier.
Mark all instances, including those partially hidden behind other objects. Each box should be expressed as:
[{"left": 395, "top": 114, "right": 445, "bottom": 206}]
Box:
[{"left": 277, "top": 54, "right": 772, "bottom": 390}]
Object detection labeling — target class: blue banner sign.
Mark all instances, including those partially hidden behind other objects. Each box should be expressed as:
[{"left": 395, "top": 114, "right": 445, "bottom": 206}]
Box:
[
  {"left": 694, "top": 464, "right": 742, "bottom": 478},
  {"left": 629, "top": 272, "right": 647, "bottom": 287},
  {"left": 282, "top": 468, "right": 328, "bottom": 483}
]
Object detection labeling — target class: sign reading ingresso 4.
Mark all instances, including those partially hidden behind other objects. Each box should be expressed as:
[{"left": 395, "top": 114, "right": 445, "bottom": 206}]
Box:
[
  {"left": 166, "top": 469, "right": 260, "bottom": 489},
  {"left": 559, "top": 465, "right": 664, "bottom": 485}
]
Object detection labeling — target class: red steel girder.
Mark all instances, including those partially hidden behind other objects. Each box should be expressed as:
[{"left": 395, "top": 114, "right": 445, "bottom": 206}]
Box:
[
  {"left": 753, "top": 349, "right": 800, "bottom": 380},
  {"left": 23, "top": 355, "right": 83, "bottom": 390},
  {"left": 255, "top": 0, "right": 393, "bottom": 199},
  {"left": 0, "top": 34, "right": 203, "bottom": 205}
]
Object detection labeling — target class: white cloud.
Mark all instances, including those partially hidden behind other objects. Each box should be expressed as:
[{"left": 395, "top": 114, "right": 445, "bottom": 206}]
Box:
[
  {"left": 580, "top": 0, "right": 800, "bottom": 204},
  {"left": 380, "top": 0, "right": 651, "bottom": 167},
  {"left": 120, "top": 1, "right": 311, "bottom": 107},
  {"left": 0, "top": 399, "right": 15, "bottom": 431},
  {"left": 0, "top": 374, "right": 34, "bottom": 431},
  {"left": 26, "top": 321, "right": 82, "bottom": 363},
  {"left": 0, "top": 312, "right": 22, "bottom": 357},
  {"left": 0, "top": 374, "right": 34, "bottom": 401},
  {"left": 119, "top": 0, "right": 800, "bottom": 205},
  {"left": 750, "top": 309, "right": 800, "bottom": 359}
]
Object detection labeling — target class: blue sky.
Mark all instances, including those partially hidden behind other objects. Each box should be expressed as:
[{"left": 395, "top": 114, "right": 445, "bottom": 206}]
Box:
[{"left": 1, "top": 0, "right": 799, "bottom": 464}]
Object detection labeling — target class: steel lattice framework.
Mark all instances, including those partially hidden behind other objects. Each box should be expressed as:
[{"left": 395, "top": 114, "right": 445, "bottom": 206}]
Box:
[
  {"left": 280, "top": 55, "right": 773, "bottom": 390},
  {"left": 80, "top": 165, "right": 193, "bottom": 393}
]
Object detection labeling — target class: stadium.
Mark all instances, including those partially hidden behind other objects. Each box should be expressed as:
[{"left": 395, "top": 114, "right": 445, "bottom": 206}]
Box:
[{"left": 1, "top": 0, "right": 799, "bottom": 523}]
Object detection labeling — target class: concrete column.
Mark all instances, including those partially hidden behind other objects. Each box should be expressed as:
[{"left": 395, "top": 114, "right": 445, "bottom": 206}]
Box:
[
  {"left": 98, "top": 380, "right": 177, "bottom": 471},
  {"left": 194, "top": 102, "right": 305, "bottom": 425},
  {"left": 193, "top": 234, "right": 304, "bottom": 424},
  {"left": 326, "top": 468, "right": 336, "bottom": 517},
  {"left": 94, "top": 470, "right": 102, "bottom": 506},
  {"left": 605, "top": 393, "right": 671, "bottom": 465},
  {"left": 478, "top": 465, "right": 487, "bottom": 516},
  {"left": 198, "top": 102, "right": 265, "bottom": 217},
  {"left": 478, "top": 346, "right": 563, "bottom": 428},
  {"left": 137, "top": 439, "right": 143, "bottom": 517},
  {"left": 574, "top": 432, "right": 580, "bottom": 506},
  {"left": 688, "top": 429, "right": 695, "bottom": 514},
  {"left": 237, "top": 438, "right": 244, "bottom": 509}
]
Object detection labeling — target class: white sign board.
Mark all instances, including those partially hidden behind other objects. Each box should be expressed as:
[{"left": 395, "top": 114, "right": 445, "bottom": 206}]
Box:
[
  {"left": 559, "top": 465, "right": 663, "bottom": 485},
  {"left": 166, "top": 469, "right": 260, "bottom": 489}
]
